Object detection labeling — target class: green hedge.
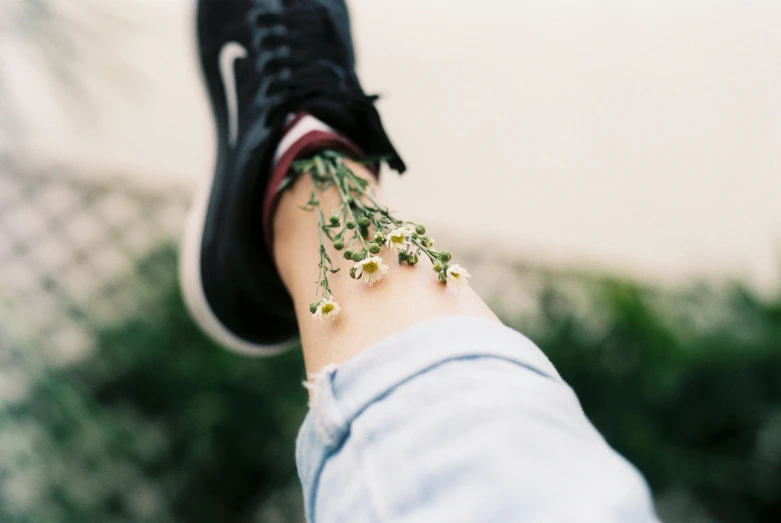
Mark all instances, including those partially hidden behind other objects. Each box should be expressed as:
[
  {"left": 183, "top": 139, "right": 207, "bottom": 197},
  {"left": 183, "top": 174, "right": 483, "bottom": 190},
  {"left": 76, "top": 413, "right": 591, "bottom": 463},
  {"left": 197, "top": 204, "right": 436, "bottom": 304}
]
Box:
[
  {"left": 1, "top": 248, "right": 779, "bottom": 522},
  {"left": 510, "top": 275, "right": 781, "bottom": 522}
]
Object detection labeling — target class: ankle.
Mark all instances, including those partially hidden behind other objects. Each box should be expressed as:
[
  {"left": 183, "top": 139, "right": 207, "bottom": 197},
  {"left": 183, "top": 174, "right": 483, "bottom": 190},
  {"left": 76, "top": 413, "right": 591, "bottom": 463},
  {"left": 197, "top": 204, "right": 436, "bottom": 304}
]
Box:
[
  {"left": 270, "top": 155, "right": 498, "bottom": 374},
  {"left": 272, "top": 159, "right": 378, "bottom": 294},
  {"left": 261, "top": 114, "right": 367, "bottom": 253}
]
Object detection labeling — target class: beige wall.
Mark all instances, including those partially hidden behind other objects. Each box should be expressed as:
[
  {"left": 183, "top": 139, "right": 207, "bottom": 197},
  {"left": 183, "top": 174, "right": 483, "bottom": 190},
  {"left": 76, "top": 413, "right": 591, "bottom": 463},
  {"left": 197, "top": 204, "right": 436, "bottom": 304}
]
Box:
[{"left": 4, "top": 0, "right": 780, "bottom": 289}]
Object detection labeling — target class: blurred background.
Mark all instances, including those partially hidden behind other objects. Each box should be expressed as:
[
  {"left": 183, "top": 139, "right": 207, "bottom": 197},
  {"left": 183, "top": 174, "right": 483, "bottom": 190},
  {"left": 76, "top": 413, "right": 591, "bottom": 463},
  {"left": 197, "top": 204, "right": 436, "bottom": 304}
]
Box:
[{"left": 0, "top": 0, "right": 779, "bottom": 521}]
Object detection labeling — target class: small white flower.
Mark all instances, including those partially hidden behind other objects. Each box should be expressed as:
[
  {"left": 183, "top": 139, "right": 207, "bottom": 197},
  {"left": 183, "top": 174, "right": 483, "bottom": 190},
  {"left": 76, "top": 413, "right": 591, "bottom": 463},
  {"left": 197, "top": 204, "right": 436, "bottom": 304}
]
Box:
[
  {"left": 446, "top": 264, "right": 471, "bottom": 290},
  {"left": 386, "top": 227, "right": 412, "bottom": 253},
  {"left": 353, "top": 256, "right": 390, "bottom": 286},
  {"left": 313, "top": 299, "right": 341, "bottom": 322}
]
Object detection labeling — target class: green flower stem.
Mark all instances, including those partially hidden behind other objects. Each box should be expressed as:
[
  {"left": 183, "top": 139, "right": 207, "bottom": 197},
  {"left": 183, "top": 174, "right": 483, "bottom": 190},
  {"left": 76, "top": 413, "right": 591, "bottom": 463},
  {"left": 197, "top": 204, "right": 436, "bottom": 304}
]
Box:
[
  {"left": 331, "top": 167, "right": 368, "bottom": 253},
  {"left": 314, "top": 192, "right": 335, "bottom": 300},
  {"left": 287, "top": 150, "right": 464, "bottom": 309},
  {"left": 341, "top": 170, "right": 442, "bottom": 264}
]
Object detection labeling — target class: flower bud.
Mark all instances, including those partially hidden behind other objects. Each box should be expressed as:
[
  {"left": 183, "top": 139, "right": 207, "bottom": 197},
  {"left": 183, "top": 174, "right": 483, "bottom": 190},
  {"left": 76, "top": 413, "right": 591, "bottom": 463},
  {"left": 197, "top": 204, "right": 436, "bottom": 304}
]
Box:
[
  {"left": 439, "top": 251, "right": 452, "bottom": 262},
  {"left": 433, "top": 263, "right": 443, "bottom": 272},
  {"left": 398, "top": 251, "right": 409, "bottom": 263},
  {"left": 352, "top": 251, "right": 364, "bottom": 262},
  {"left": 415, "top": 225, "right": 426, "bottom": 235},
  {"left": 438, "top": 272, "right": 448, "bottom": 284},
  {"left": 373, "top": 233, "right": 387, "bottom": 245},
  {"left": 309, "top": 303, "right": 318, "bottom": 314},
  {"left": 343, "top": 249, "right": 354, "bottom": 260},
  {"left": 421, "top": 237, "right": 433, "bottom": 248},
  {"left": 329, "top": 215, "right": 340, "bottom": 225},
  {"left": 346, "top": 220, "right": 356, "bottom": 229},
  {"left": 407, "top": 253, "right": 419, "bottom": 265},
  {"left": 358, "top": 216, "right": 371, "bottom": 228},
  {"left": 349, "top": 267, "right": 358, "bottom": 279},
  {"left": 333, "top": 240, "right": 344, "bottom": 251},
  {"left": 369, "top": 243, "right": 381, "bottom": 254}
]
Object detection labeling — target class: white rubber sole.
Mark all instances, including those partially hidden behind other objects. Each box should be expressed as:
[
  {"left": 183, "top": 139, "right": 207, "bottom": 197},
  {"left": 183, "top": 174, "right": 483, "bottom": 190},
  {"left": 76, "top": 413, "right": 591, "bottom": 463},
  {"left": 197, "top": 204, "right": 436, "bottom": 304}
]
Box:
[
  {"left": 178, "top": 168, "right": 299, "bottom": 357},
  {"left": 179, "top": 7, "right": 298, "bottom": 357}
]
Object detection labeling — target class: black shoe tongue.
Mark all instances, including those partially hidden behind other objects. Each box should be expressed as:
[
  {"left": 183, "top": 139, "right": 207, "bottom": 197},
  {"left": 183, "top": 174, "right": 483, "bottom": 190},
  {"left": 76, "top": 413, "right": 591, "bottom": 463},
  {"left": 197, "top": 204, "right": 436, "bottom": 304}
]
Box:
[
  {"left": 280, "top": 2, "right": 405, "bottom": 172},
  {"left": 304, "top": 98, "right": 407, "bottom": 174}
]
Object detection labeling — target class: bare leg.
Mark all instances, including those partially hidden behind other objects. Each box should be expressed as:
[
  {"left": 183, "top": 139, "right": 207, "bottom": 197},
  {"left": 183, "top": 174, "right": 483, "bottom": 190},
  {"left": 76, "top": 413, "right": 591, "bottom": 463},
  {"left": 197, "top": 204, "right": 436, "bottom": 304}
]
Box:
[
  {"left": 272, "top": 159, "right": 498, "bottom": 375},
  {"left": 277, "top": 160, "right": 659, "bottom": 523}
]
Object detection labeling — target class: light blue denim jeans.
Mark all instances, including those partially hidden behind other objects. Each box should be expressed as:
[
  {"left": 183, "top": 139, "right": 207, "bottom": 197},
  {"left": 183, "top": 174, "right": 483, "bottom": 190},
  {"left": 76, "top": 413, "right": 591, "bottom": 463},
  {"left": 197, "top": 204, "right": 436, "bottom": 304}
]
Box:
[{"left": 296, "top": 317, "right": 661, "bottom": 523}]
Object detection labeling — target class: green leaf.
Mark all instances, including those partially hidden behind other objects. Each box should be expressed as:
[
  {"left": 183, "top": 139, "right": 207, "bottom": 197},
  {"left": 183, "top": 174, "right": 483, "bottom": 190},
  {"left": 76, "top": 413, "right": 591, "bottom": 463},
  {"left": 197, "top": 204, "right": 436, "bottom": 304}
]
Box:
[
  {"left": 314, "top": 156, "right": 326, "bottom": 179},
  {"left": 350, "top": 174, "right": 369, "bottom": 188},
  {"left": 274, "top": 175, "right": 296, "bottom": 195},
  {"left": 293, "top": 159, "right": 314, "bottom": 173}
]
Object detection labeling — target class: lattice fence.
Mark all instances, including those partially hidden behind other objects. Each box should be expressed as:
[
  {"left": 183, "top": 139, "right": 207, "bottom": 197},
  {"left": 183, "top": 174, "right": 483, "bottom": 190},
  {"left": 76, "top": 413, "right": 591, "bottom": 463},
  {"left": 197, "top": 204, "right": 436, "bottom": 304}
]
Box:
[{"left": 0, "top": 162, "right": 188, "bottom": 364}]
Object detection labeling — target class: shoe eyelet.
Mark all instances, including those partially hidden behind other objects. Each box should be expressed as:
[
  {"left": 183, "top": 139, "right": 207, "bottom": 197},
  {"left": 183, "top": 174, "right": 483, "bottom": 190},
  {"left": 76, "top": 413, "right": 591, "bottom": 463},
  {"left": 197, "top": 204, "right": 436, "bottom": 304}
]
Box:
[
  {"left": 250, "top": 10, "right": 282, "bottom": 29},
  {"left": 260, "top": 34, "right": 285, "bottom": 49},
  {"left": 255, "top": 14, "right": 274, "bottom": 27}
]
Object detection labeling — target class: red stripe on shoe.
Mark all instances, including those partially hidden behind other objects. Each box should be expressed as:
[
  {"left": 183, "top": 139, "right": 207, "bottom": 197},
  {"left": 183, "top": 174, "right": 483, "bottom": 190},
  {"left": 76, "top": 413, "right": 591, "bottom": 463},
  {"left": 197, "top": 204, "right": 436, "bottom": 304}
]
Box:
[{"left": 262, "top": 130, "right": 373, "bottom": 253}]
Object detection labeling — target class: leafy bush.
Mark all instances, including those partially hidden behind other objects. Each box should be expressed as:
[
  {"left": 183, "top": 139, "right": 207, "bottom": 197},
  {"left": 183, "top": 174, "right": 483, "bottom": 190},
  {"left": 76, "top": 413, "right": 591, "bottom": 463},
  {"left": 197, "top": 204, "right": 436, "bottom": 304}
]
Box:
[
  {"left": 510, "top": 274, "right": 781, "bottom": 522},
  {"left": 1, "top": 248, "right": 308, "bottom": 523},
  {"left": 2, "top": 247, "right": 779, "bottom": 522}
]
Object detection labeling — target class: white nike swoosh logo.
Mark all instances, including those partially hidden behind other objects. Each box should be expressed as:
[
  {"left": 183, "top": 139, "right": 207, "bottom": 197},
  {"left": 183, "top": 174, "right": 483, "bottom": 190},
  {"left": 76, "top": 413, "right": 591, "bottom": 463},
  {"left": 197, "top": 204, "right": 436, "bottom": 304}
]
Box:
[{"left": 218, "top": 42, "right": 248, "bottom": 148}]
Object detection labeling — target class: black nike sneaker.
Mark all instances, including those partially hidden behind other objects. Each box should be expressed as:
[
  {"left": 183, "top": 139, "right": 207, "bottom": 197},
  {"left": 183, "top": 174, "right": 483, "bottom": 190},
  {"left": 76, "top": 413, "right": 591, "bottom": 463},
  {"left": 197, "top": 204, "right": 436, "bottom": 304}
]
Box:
[{"left": 180, "top": 0, "right": 405, "bottom": 355}]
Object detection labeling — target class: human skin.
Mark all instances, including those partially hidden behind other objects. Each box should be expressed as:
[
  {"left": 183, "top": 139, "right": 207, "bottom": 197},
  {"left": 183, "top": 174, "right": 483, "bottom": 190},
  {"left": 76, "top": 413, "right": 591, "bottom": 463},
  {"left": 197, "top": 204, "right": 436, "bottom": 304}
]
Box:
[{"left": 272, "top": 159, "right": 499, "bottom": 376}]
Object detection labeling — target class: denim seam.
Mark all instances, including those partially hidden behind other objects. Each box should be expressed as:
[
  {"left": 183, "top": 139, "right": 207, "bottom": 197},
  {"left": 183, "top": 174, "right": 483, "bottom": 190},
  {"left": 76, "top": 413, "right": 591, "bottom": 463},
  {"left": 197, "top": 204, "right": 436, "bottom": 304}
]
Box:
[
  {"left": 311, "top": 365, "right": 345, "bottom": 448},
  {"left": 307, "top": 446, "right": 334, "bottom": 523},
  {"left": 350, "top": 419, "right": 389, "bottom": 523}
]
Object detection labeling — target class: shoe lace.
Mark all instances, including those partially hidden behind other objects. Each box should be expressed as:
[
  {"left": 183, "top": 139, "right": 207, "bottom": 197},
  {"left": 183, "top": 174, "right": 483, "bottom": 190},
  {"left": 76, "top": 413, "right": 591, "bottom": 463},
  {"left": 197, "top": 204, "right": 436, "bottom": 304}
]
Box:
[{"left": 251, "top": 2, "right": 377, "bottom": 128}]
